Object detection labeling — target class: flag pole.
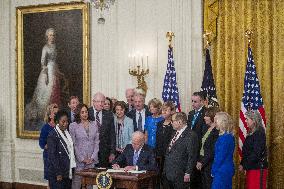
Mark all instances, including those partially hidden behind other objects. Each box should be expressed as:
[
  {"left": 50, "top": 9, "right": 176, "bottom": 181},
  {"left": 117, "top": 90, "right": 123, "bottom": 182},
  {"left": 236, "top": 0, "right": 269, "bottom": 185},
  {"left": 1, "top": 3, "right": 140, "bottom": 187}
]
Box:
[
  {"left": 203, "top": 30, "right": 212, "bottom": 49},
  {"left": 245, "top": 29, "right": 253, "bottom": 111},
  {"left": 245, "top": 29, "right": 264, "bottom": 189},
  {"left": 245, "top": 29, "right": 253, "bottom": 48},
  {"left": 166, "top": 31, "right": 175, "bottom": 48}
]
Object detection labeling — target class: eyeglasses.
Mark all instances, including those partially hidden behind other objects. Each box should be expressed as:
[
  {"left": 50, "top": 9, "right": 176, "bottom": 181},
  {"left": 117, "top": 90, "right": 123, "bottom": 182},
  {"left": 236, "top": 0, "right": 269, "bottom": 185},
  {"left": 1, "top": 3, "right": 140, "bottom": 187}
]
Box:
[{"left": 93, "top": 100, "right": 105, "bottom": 103}]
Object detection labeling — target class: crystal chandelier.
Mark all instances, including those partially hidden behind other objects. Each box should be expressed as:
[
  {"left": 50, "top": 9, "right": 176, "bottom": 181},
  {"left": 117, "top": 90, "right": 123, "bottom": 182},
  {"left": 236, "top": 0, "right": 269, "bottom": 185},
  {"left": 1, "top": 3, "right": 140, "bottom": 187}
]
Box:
[
  {"left": 87, "top": 0, "right": 116, "bottom": 24},
  {"left": 91, "top": 0, "right": 115, "bottom": 11}
]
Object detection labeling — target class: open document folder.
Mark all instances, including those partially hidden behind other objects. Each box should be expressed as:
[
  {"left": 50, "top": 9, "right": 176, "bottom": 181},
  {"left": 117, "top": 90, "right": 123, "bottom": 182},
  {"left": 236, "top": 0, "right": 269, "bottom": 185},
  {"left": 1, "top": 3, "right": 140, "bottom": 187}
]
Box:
[{"left": 106, "top": 169, "right": 146, "bottom": 174}]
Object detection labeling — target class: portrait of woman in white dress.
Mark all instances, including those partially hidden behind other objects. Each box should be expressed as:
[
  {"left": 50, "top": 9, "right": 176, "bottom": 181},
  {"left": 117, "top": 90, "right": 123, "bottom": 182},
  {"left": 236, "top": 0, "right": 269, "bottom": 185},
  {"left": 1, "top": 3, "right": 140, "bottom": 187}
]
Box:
[{"left": 24, "top": 28, "right": 69, "bottom": 131}]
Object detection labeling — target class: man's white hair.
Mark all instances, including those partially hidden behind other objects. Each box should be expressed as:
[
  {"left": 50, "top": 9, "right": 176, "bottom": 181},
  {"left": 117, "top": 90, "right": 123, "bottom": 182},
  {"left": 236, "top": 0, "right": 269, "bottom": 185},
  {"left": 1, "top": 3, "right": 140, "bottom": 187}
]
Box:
[
  {"left": 93, "top": 92, "right": 105, "bottom": 100},
  {"left": 132, "top": 131, "right": 145, "bottom": 142}
]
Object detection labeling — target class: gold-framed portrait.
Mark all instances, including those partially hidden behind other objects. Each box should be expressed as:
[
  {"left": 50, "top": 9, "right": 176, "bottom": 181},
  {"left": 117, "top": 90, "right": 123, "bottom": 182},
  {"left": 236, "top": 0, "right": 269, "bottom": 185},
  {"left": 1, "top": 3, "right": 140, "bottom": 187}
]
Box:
[{"left": 16, "top": 2, "right": 90, "bottom": 139}]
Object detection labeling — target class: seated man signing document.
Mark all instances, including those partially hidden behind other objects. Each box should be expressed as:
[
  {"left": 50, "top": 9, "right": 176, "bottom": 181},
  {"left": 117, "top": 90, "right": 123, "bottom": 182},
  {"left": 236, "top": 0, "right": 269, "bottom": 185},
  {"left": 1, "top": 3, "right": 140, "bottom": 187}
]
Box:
[{"left": 112, "top": 131, "right": 157, "bottom": 171}]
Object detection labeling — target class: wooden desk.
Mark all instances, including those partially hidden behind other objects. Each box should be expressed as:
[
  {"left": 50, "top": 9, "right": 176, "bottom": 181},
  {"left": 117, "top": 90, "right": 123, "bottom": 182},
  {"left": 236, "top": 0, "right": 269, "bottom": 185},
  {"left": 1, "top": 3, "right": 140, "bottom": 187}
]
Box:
[{"left": 76, "top": 169, "right": 158, "bottom": 189}]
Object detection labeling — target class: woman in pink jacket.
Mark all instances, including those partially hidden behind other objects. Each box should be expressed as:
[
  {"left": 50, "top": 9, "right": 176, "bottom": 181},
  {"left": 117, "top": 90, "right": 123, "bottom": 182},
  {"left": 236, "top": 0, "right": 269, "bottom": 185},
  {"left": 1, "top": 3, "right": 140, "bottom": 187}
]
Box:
[{"left": 69, "top": 104, "right": 100, "bottom": 189}]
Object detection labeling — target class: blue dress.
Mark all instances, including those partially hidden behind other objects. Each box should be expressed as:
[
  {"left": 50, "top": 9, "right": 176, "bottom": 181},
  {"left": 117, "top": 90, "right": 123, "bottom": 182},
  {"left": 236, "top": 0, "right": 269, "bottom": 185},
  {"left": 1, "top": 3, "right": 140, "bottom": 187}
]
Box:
[
  {"left": 211, "top": 133, "right": 235, "bottom": 189},
  {"left": 144, "top": 116, "right": 164, "bottom": 148},
  {"left": 39, "top": 123, "right": 54, "bottom": 180}
]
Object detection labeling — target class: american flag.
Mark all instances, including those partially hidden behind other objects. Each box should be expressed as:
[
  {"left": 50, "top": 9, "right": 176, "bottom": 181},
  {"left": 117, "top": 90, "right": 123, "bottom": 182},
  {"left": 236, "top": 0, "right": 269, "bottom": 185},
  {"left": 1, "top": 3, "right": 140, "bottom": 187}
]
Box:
[
  {"left": 239, "top": 47, "right": 266, "bottom": 156},
  {"left": 201, "top": 48, "right": 219, "bottom": 107},
  {"left": 162, "top": 46, "right": 181, "bottom": 112}
]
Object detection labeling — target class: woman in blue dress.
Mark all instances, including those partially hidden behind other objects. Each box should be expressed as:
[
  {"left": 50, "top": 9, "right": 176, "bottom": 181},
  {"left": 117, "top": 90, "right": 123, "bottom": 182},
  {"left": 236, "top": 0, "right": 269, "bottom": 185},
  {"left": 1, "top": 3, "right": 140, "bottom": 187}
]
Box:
[
  {"left": 39, "top": 103, "right": 58, "bottom": 188},
  {"left": 211, "top": 112, "right": 235, "bottom": 189},
  {"left": 144, "top": 98, "right": 164, "bottom": 149}
]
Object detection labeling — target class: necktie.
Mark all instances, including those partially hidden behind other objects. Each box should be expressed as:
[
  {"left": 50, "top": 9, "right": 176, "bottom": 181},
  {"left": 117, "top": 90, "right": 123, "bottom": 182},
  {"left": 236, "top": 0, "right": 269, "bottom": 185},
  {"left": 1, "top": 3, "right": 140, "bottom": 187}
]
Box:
[
  {"left": 168, "top": 131, "right": 180, "bottom": 151},
  {"left": 133, "top": 150, "right": 139, "bottom": 165},
  {"left": 96, "top": 111, "right": 101, "bottom": 128},
  {"left": 71, "top": 112, "right": 75, "bottom": 122},
  {"left": 138, "top": 112, "right": 142, "bottom": 131},
  {"left": 191, "top": 111, "right": 199, "bottom": 129}
]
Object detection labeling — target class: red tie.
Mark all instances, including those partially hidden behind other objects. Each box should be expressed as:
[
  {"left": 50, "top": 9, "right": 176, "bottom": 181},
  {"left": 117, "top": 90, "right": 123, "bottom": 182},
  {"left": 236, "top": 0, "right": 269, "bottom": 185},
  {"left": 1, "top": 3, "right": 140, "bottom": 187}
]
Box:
[{"left": 168, "top": 131, "right": 180, "bottom": 150}]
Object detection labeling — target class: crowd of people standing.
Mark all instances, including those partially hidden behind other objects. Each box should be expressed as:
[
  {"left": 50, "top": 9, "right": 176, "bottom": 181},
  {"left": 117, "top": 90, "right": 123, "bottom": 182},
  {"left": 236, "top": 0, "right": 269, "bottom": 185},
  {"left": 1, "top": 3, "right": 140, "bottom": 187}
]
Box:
[{"left": 39, "top": 89, "right": 268, "bottom": 189}]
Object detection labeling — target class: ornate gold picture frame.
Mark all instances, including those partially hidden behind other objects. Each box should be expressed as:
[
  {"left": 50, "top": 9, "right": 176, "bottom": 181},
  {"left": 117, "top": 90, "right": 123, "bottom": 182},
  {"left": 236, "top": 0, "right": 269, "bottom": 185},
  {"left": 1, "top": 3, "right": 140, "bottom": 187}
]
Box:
[{"left": 16, "top": 2, "right": 90, "bottom": 139}]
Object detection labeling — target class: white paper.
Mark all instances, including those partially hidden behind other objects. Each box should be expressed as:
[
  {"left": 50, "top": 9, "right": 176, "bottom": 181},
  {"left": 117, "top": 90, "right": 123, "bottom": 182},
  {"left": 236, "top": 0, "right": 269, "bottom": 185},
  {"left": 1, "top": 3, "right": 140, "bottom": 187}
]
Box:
[
  {"left": 128, "top": 170, "right": 146, "bottom": 174},
  {"left": 106, "top": 169, "right": 125, "bottom": 173},
  {"left": 106, "top": 169, "right": 146, "bottom": 174}
]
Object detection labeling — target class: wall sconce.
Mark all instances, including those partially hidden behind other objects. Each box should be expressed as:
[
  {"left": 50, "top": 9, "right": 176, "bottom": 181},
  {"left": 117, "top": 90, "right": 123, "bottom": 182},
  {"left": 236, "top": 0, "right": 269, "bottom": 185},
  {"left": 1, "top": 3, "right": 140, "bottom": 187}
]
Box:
[{"left": 128, "top": 52, "right": 149, "bottom": 95}]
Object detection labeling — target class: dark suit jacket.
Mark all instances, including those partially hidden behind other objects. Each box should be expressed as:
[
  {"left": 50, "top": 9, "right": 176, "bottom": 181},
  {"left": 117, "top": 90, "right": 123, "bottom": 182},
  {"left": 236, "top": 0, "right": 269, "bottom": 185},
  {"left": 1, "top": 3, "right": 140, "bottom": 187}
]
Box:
[
  {"left": 163, "top": 127, "right": 198, "bottom": 182},
  {"left": 198, "top": 127, "right": 219, "bottom": 169},
  {"left": 88, "top": 108, "right": 116, "bottom": 167},
  {"left": 187, "top": 106, "right": 207, "bottom": 151},
  {"left": 126, "top": 108, "right": 152, "bottom": 131},
  {"left": 240, "top": 128, "right": 268, "bottom": 170},
  {"left": 112, "top": 144, "right": 157, "bottom": 171},
  {"left": 47, "top": 129, "right": 70, "bottom": 178},
  {"left": 155, "top": 120, "right": 174, "bottom": 157}
]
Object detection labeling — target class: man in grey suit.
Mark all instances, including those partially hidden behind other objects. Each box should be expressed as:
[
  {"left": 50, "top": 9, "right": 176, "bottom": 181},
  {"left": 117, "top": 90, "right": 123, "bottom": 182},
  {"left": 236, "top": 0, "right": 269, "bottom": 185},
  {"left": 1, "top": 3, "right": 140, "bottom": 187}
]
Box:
[{"left": 163, "top": 112, "right": 198, "bottom": 189}]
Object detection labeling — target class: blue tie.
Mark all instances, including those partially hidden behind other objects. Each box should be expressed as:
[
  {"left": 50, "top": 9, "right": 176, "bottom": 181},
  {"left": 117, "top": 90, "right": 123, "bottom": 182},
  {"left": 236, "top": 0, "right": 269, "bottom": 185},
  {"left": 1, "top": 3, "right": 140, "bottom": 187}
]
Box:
[
  {"left": 191, "top": 111, "right": 199, "bottom": 129},
  {"left": 133, "top": 150, "right": 139, "bottom": 165}
]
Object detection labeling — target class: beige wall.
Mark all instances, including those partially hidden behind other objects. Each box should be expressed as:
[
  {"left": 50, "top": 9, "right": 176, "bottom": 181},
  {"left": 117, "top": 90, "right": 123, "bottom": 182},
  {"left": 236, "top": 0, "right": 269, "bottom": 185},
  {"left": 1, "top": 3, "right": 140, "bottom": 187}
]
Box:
[{"left": 0, "top": 0, "right": 202, "bottom": 185}]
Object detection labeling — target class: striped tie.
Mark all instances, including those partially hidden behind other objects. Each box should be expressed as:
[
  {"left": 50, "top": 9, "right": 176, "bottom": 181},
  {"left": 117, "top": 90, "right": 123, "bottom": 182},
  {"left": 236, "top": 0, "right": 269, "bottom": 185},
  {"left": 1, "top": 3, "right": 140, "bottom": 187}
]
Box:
[
  {"left": 96, "top": 111, "right": 101, "bottom": 128},
  {"left": 168, "top": 131, "right": 180, "bottom": 151}
]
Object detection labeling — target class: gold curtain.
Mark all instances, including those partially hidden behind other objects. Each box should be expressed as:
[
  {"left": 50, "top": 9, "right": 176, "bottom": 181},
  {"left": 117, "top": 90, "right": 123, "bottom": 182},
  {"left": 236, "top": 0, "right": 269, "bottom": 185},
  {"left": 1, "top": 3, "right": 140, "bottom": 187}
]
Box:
[{"left": 204, "top": 0, "right": 284, "bottom": 188}]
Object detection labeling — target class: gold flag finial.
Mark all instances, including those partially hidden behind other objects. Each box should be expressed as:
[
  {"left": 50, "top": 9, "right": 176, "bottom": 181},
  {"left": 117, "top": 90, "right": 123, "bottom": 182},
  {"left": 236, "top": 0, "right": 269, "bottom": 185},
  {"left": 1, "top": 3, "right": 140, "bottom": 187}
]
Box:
[
  {"left": 245, "top": 30, "right": 253, "bottom": 47},
  {"left": 203, "top": 30, "right": 212, "bottom": 49},
  {"left": 166, "top": 31, "right": 175, "bottom": 48}
]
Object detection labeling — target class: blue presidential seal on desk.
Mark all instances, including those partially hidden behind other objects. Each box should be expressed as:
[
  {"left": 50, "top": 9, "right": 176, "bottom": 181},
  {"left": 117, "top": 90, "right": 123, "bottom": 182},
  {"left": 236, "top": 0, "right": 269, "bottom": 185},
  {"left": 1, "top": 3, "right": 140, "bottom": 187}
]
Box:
[{"left": 96, "top": 171, "right": 112, "bottom": 189}]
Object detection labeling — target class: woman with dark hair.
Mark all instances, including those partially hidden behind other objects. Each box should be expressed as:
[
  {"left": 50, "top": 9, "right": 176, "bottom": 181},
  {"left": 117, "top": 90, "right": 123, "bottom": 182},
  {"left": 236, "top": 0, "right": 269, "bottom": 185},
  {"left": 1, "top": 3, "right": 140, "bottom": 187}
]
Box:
[
  {"left": 156, "top": 101, "right": 175, "bottom": 158},
  {"left": 196, "top": 107, "right": 220, "bottom": 189},
  {"left": 39, "top": 103, "right": 58, "bottom": 189},
  {"left": 69, "top": 104, "right": 99, "bottom": 189},
  {"left": 239, "top": 110, "right": 268, "bottom": 189},
  {"left": 104, "top": 97, "right": 113, "bottom": 112},
  {"left": 113, "top": 101, "right": 134, "bottom": 154},
  {"left": 47, "top": 110, "right": 76, "bottom": 189}
]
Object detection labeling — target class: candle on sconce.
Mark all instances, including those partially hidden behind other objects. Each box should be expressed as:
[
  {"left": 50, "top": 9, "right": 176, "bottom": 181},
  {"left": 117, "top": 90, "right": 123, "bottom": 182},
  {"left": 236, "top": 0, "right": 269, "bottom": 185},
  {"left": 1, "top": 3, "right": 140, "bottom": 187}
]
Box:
[
  {"left": 128, "top": 54, "right": 131, "bottom": 69},
  {"left": 137, "top": 54, "right": 139, "bottom": 68},
  {"left": 141, "top": 54, "right": 144, "bottom": 69},
  {"left": 146, "top": 55, "right": 149, "bottom": 70},
  {"left": 134, "top": 55, "right": 136, "bottom": 70}
]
